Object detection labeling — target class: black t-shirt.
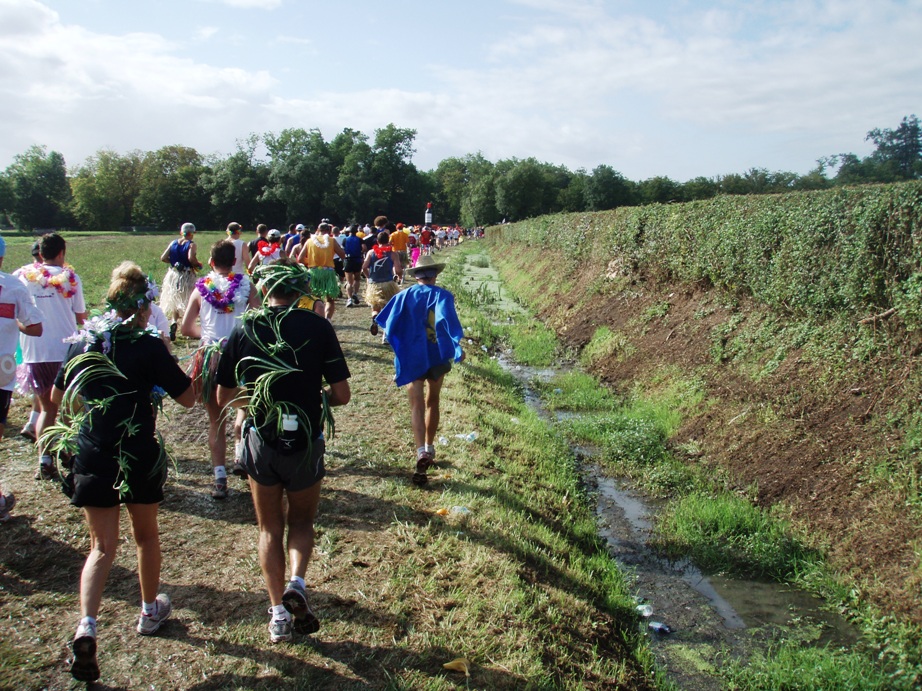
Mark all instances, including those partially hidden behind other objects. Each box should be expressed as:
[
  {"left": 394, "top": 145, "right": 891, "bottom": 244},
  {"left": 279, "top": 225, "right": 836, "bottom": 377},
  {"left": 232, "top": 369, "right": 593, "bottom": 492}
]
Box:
[
  {"left": 55, "top": 331, "right": 192, "bottom": 465},
  {"left": 215, "top": 306, "right": 350, "bottom": 443}
]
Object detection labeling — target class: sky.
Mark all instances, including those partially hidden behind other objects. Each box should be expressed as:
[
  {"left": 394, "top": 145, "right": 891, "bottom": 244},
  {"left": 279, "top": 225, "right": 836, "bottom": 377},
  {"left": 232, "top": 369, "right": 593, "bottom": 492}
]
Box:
[{"left": 1, "top": 0, "right": 920, "bottom": 182}]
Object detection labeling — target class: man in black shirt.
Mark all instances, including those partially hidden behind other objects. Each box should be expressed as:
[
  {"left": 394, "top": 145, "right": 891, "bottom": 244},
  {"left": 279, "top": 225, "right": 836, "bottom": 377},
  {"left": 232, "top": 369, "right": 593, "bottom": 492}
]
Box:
[{"left": 216, "top": 259, "right": 351, "bottom": 643}]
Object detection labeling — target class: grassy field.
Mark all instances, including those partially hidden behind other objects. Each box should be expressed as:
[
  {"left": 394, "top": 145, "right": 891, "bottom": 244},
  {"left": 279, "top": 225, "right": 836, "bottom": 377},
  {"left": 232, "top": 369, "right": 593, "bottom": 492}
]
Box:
[{"left": 0, "top": 236, "right": 656, "bottom": 689}]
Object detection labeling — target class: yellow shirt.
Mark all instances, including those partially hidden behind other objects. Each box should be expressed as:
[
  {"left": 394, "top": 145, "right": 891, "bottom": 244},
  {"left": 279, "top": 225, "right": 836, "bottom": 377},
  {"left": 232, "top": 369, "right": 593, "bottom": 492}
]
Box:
[
  {"left": 390, "top": 229, "right": 409, "bottom": 252},
  {"left": 303, "top": 234, "right": 335, "bottom": 268}
]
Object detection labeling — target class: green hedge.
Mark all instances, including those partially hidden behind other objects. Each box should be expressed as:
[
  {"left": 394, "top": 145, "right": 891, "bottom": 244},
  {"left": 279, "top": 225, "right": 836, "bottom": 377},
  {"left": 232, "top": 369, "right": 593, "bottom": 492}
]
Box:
[{"left": 489, "top": 181, "right": 922, "bottom": 318}]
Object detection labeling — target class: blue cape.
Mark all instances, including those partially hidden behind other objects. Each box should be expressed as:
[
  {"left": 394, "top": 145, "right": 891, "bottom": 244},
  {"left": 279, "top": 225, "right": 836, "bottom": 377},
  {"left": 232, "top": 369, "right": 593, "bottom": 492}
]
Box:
[{"left": 375, "top": 284, "right": 463, "bottom": 386}]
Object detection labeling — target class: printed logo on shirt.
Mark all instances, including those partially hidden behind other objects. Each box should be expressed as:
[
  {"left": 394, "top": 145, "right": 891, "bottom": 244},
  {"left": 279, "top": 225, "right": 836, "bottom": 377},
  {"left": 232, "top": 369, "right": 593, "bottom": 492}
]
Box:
[{"left": 0, "top": 303, "right": 15, "bottom": 319}]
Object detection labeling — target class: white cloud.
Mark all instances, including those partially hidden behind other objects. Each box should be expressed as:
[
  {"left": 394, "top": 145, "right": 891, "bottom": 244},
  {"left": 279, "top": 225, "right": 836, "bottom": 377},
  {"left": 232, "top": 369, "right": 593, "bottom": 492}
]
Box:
[
  {"left": 196, "top": 26, "right": 220, "bottom": 40},
  {"left": 204, "top": 0, "right": 282, "bottom": 9}
]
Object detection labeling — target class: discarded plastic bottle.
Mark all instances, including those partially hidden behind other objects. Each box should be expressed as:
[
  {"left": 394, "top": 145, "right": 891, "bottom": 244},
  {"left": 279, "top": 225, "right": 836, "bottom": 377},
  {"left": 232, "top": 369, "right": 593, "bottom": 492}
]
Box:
[
  {"left": 450, "top": 506, "right": 471, "bottom": 514},
  {"left": 466, "top": 431, "right": 478, "bottom": 441},
  {"left": 636, "top": 604, "right": 653, "bottom": 618},
  {"left": 648, "top": 621, "right": 673, "bottom": 634},
  {"left": 438, "top": 436, "right": 449, "bottom": 445}
]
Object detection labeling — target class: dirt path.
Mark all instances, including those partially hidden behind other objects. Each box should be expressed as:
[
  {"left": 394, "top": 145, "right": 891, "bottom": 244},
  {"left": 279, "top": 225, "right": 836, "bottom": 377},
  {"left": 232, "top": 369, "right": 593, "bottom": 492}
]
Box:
[{"left": 1, "top": 256, "right": 654, "bottom": 690}]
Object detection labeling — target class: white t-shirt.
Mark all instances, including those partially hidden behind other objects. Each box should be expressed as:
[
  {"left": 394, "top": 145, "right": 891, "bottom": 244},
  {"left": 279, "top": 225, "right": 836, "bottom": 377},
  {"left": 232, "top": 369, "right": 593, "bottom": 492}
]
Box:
[
  {"left": 149, "top": 301, "right": 169, "bottom": 338},
  {"left": 0, "top": 271, "right": 43, "bottom": 391},
  {"left": 231, "top": 238, "right": 247, "bottom": 274},
  {"left": 198, "top": 273, "right": 251, "bottom": 345},
  {"left": 15, "top": 264, "right": 86, "bottom": 364}
]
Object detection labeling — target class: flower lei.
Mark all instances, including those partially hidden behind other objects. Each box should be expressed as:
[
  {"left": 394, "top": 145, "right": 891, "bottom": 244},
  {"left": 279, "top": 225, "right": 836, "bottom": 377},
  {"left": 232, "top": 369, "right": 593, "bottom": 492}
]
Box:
[
  {"left": 20, "top": 263, "right": 78, "bottom": 298},
  {"left": 65, "top": 310, "right": 158, "bottom": 355},
  {"left": 196, "top": 271, "right": 249, "bottom": 314},
  {"left": 311, "top": 233, "right": 330, "bottom": 249},
  {"left": 372, "top": 244, "right": 393, "bottom": 259},
  {"left": 258, "top": 242, "right": 281, "bottom": 257}
]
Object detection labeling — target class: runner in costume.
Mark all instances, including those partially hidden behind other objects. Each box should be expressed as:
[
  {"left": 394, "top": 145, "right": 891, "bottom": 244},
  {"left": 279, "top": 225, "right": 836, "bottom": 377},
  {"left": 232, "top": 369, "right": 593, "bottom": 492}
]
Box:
[
  {"left": 0, "top": 236, "right": 43, "bottom": 522},
  {"left": 15, "top": 233, "right": 87, "bottom": 480},
  {"left": 159, "top": 222, "right": 201, "bottom": 341},
  {"left": 216, "top": 258, "right": 351, "bottom": 643},
  {"left": 362, "top": 231, "right": 403, "bottom": 338},
  {"left": 297, "top": 222, "right": 344, "bottom": 321},
  {"left": 375, "top": 254, "right": 465, "bottom": 485},
  {"left": 46, "top": 261, "right": 194, "bottom": 683},
  {"left": 248, "top": 228, "right": 283, "bottom": 272},
  {"left": 181, "top": 240, "right": 259, "bottom": 499}
]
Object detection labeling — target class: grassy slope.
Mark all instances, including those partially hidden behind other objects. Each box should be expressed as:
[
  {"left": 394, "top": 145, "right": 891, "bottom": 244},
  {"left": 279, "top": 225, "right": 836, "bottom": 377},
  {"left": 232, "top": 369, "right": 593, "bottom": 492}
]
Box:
[{"left": 0, "top": 237, "right": 654, "bottom": 689}]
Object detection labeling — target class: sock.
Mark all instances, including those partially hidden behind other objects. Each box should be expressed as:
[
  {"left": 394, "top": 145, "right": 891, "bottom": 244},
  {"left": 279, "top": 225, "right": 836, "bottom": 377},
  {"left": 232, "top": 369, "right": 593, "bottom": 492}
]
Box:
[
  {"left": 78, "top": 616, "right": 97, "bottom": 633},
  {"left": 289, "top": 575, "right": 305, "bottom": 589},
  {"left": 142, "top": 600, "right": 157, "bottom": 616},
  {"left": 271, "top": 603, "right": 290, "bottom": 619},
  {"left": 417, "top": 446, "right": 428, "bottom": 458},
  {"left": 234, "top": 442, "right": 243, "bottom": 461},
  {"left": 424, "top": 444, "right": 435, "bottom": 454},
  {"left": 29, "top": 411, "right": 39, "bottom": 426},
  {"left": 40, "top": 454, "right": 53, "bottom": 466},
  {"left": 214, "top": 465, "right": 227, "bottom": 480}
]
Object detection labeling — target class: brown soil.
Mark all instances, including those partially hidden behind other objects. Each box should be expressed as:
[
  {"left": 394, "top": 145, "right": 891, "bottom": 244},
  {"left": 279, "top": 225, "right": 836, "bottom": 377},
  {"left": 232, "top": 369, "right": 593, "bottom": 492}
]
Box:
[{"left": 528, "top": 262, "right": 922, "bottom": 623}]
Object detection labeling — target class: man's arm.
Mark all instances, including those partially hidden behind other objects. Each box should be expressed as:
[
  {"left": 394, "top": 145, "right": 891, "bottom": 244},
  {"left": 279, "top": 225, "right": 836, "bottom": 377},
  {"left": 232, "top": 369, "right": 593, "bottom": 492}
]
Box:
[{"left": 325, "top": 379, "right": 350, "bottom": 407}]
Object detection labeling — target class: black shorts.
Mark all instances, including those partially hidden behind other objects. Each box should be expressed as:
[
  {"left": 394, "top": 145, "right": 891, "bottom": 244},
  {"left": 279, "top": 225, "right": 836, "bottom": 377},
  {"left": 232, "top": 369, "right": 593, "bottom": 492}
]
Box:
[
  {"left": 419, "top": 361, "right": 452, "bottom": 382},
  {"left": 333, "top": 258, "right": 345, "bottom": 279},
  {"left": 344, "top": 257, "right": 363, "bottom": 274},
  {"left": 241, "top": 426, "right": 325, "bottom": 492},
  {"left": 68, "top": 462, "right": 167, "bottom": 508},
  {"left": 0, "top": 389, "right": 12, "bottom": 425}
]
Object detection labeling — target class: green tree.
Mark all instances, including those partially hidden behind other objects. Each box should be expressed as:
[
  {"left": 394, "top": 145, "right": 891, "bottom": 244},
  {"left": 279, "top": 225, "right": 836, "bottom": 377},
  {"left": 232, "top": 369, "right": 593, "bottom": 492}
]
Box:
[
  {"left": 558, "top": 168, "right": 589, "bottom": 212},
  {"left": 201, "top": 135, "right": 276, "bottom": 228},
  {"left": 329, "top": 128, "right": 379, "bottom": 223},
  {"left": 263, "top": 128, "right": 334, "bottom": 224},
  {"left": 585, "top": 164, "right": 634, "bottom": 210},
  {"left": 866, "top": 114, "right": 921, "bottom": 179},
  {"left": 638, "top": 175, "right": 680, "bottom": 204},
  {"left": 459, "top": 153, "right": 497, "bottom": 227},
  {"left": 433, "top": 157, "right": 469, "bottom": 223},
  {"left": 135, "top": 145, "right": 209, "bottom": 230},
  {"left": 2, "top": 145, "right": 73, "bottom": 229},
  {"left": 70, "top": 149, "right": 145, "bottom": 231},
  {"left": 370, "top": 124, "right": 419, "bottom": 219},
  {"left": 681, "top": 176, "right": 719, "bottom": 201}
]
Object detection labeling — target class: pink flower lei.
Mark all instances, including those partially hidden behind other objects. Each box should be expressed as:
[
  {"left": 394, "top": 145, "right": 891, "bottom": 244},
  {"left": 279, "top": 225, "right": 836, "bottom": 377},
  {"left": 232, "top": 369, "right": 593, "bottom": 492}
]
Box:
[
  {"left": 196, "top": 272, "right": 246, "bottom": 313},
  {"left": 20, "top": 263, "right": 78, "bottom": 298}
]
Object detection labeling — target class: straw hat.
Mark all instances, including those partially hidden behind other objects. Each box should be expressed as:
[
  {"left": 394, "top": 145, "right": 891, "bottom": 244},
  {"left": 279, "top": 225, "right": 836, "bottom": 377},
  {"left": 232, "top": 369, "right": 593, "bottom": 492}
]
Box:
[{"left": 406, "top": 254, "right": 446, "bottom": 279}]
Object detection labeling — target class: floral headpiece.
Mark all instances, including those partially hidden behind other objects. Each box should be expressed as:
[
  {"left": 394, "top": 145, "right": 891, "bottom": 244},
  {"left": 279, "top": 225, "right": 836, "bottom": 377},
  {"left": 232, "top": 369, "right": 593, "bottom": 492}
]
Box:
[{"left": 106, "top": 278, "right": 159, "bottom": 314}]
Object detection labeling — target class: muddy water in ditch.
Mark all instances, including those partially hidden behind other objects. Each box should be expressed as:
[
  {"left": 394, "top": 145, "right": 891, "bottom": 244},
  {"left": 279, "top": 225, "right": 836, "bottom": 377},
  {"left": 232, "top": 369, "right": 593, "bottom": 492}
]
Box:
[{"left": 498, "top": 357, "right": 859, "bottom": 690}]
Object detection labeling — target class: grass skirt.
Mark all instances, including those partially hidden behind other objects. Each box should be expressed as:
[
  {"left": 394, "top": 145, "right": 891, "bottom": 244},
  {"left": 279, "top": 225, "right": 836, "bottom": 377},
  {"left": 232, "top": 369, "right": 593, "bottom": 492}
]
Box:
[
  {"left": 188, "top": 342, "right": 223, "bottom": 404},
  {"left": 365, "top": 280, "right": 400, "bottom": 312},
  {"left": 160, "top": 267, "right": 196, "bottom": 319},
  {"left": 308, "top": 267, "right": 340, "bottom": 299}
]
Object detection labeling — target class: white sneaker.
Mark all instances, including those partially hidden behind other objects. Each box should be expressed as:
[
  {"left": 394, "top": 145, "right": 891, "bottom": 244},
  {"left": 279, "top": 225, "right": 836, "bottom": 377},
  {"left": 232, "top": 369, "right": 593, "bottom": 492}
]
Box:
[{"left": 137, "top": 593, "right": 172, "bottom": 635}]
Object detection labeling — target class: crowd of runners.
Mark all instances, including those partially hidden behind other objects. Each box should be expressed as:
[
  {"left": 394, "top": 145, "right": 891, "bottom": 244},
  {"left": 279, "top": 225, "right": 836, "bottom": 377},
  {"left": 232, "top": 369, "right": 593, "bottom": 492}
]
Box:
[{"left": 0, "top": 216, "right": 480, "bottom": 683}]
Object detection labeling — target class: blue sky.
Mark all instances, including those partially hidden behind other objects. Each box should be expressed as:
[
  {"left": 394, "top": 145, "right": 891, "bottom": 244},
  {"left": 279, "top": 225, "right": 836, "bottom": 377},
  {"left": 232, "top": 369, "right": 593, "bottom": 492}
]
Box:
[{"left": 1, "top": 0, "right": 920, "bottom": 181}]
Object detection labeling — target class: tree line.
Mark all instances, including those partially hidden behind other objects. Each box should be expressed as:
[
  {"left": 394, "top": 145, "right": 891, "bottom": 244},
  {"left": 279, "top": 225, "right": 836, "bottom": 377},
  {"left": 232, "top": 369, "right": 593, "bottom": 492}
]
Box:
[{"left": 0, "top": 116, "right": 919, "bottom": 232}]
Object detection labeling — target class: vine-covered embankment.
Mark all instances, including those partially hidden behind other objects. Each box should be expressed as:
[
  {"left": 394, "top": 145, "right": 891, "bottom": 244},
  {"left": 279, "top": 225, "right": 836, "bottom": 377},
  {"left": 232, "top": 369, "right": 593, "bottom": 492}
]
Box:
[{"left": 486, "top": 181, "right": 922, "bottom": 626}]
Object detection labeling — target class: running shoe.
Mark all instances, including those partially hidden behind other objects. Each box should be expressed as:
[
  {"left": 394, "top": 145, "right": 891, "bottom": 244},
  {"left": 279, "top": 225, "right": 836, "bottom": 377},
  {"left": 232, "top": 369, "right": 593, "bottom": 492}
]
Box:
[
  {"left": 268, "top": 609, "right": 293, "bottom": 643},
  {"left": 370, "top": 320, "right": 379, "bottom": 336},
  {"left": 0, "top": 492, "right": 15, "bottom": 523},
  {"left": 137, "top": 593, "right": 172, "bottom": 635},
  {"left": 169, "top": 322, "right": 177, "bottom": 342},
  {"left": 211, "top": 478, "right": 228, "bottom": 500},
  {"left": 70, "top": 619, "right": 99, "bottom": 682},
  {"left": 36, "top": 462, "right": 58, "bottom": 481},
  {"left": 19, "top": 424, "right": 36, "bottom": 442},
  {"left": 412, "top": 451, "right": 434, "bottom": 486},
  {"left": 231, "top": 460, "right": 249, "bottom": 479},
  {"left": 282, "top": 580, "right": 320, "bottom": 634}
]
